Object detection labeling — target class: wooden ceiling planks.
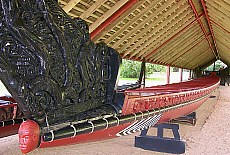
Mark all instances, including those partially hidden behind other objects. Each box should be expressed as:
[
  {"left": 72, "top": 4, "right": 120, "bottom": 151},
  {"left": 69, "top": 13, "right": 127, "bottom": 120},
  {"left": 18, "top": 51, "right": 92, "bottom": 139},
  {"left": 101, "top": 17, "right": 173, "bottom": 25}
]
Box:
[
  {"left": 128, "top": 0, "right": 192, "bottom": 59},
  {"left": 162, "top": 26, "right": 206, "bottom": 68},
  {"left": 206, "top": 0, "right": 230, "bottom": 65},
  {"left": 80, "top": 0, "right": 107, "bottom": 19},
  {"left": 102, "top": 0, "right": 157, "bottom": 48},
  {"left": 62, "top": 0, "right": 82, "bottom": 13},
  {"left": 180, "top": 42, "right": 212, "bottom": 68},
  {"left": 189, "top": 0, "right": 218, "bottom": 60},
  {"left": 89, "top": 0, "right": 129, "bottom": 32},
  {"left": 90, "top": 0, "right": 139, "bottom": 39},
  {"left": 148, "top": 23, "right": 202, "bottom": 62},
  {"left": 91, "top": 0, "right": 145, "bottom": 42},
  {"left": 109, "top": 0, "right": 170, "bottom": 50},
  {"left": 58, "top": 0, "right": 230, "bottom": 69},
  {"left": 140, "top": 9, "right": 194, "bottom": 60},
  {"left": 200, "top": 0, "right": 219, "bottom": 60}
]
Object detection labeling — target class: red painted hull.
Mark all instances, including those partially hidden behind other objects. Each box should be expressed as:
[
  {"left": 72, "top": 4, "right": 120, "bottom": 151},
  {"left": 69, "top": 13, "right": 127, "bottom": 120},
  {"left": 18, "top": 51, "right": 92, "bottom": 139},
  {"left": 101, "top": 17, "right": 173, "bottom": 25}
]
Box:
[
  {"left": 40, "top": 123, "right": 132, "bottom": 148},
  {"left": 0, "top": 124, "right": 20, "bottom": 138},
  {"left": 0, "top": 96, "right": 24, "bottom": 138},
  {"left": 39, "top": 94, "right": 210, "bottom": 148},
  {"left": 0, "top": 76, "right": 220, "bottom": 152},
  {"left": 158, "top": 96, "right": 208, "bottom": 124}
]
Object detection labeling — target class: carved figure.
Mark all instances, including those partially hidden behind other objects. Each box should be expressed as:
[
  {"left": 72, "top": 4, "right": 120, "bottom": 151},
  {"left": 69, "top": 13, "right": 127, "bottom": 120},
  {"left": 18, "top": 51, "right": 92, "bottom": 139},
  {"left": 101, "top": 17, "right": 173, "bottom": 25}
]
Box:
[
  {"left": 19, "top": 120, "right": 40, "bottom": 154},
  {"left": 0, "top": 0, "right": 120, "bottom": 130}
]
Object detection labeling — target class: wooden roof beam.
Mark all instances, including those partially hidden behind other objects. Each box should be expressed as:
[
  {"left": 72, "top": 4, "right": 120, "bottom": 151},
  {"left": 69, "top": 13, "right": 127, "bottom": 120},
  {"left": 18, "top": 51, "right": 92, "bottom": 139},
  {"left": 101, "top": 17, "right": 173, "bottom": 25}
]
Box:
[
  {"left": 89, "top": 0, "right": 135, "bottom": 35},
  {"left": 80, "top": 0, "right": 108, "bottom": 19},
  {"left": 111, "top": 0, "right": 174, "bottom": 50},
  {"left": 168, "top": 34, "right": 209, "bottom": 65},
  {"left": 188, "top": 0, "right": 219, "bottom": 60},
  {"left": 200, "top": 0, "right": 220, "bottom": 60},
  {"left": 92, "top": 0, "right": 144, "bottom": 42},
  {"left": 125, "top": 1, "right": 190, "bottom": 58},
  {"left": 155, "top": 25, "right": 204, "bottom": 62},
  {"left": 182, "top": 46, "right": 211, "bottom": 68},
  {"left": 135, "top": 11, "right": 194, "bottom": 60},
  {"left": 62, "top": 0, "right": 81, "bottom": 13},
  {"left": 211, "top": 19, "right": 230, "bottom": 34},
  {"left": 103, "top": 0, "right": 162, "bottom": 45},
  {"left": 191, "top": 54, "right": 214, "bottom": 70},
  {"left": 145, "top": 14, "right": 203, "bottom": 60}
]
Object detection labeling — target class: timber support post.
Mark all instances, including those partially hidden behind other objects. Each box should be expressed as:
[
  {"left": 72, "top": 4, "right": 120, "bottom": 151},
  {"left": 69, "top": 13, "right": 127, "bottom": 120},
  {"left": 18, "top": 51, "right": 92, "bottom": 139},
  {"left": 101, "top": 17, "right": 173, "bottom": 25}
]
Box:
[
  {"left": 167, "top": 66, "right": 170, "bottom": 84},
  {"left": 193, "top": 67, "right": 202, "bottom": 79},
  {"left": 180, "top": 68, "right": 183, "bottom": 82}
]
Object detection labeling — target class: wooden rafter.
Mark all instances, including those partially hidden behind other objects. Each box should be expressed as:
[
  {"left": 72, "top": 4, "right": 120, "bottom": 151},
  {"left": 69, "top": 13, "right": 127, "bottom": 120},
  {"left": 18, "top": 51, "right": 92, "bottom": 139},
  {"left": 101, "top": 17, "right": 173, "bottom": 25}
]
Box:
[
  {"left": 56, "top": 0, "right": 230, "bottom": 68},
  {"left": 160, "top": 27, "right": 204, "bottom": 63},
  {"left": 90, "top": 0, "right": 138, "bottom": 39},
  {"left": 211, "top": 19, "right": 230, "bottom": 34},
  {"left": 139, "top": 13, "right": 194, "bottom": 60},
  {"left": 143, "top": 14, "right": 201, "bottom": 60},
  {"left": 111, "top": 0, "right": 175, "bottom": 50},
  {"left": 168, "top": 36, "right": 207, "bottom": 65},
  {"left": 190, "top": 49, "right": 213, "bottom": 69},
  {"left": 180, "top": 43, "right": 211, "bottom": 67},
  {"left": 128, "top": 1, "right": 191, "bottom": 59},
  {"left": 89, "top": 0, "right": 129, "bottom": 33},
  {"left": 104, "top": 0, "right": 162, "bottom": 45},
  {"left": 92, "top": 0, "right": 144, "bottom": 42},
  {"left": 188, "top": 0, "right": 218, "bottom": 60},
  {"left": 80, "top": 0, "right": 107, "bottom": 19},
  {"left": 62, "top": 0, "right": 81, "bottom": 13},
  {"left": 200, "top": 0, "right": 220, "bottom": 60}
]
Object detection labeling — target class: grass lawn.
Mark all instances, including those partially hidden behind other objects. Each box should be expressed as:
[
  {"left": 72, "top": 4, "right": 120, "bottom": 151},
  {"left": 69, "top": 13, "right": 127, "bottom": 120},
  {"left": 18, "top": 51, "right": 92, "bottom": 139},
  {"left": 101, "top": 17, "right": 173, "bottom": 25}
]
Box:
[
  {"left": 118, "top": 77, "right": 166, "bottom": 87},
  {"left": 119, "top": 77, "right": 164, "bottom": 81}
]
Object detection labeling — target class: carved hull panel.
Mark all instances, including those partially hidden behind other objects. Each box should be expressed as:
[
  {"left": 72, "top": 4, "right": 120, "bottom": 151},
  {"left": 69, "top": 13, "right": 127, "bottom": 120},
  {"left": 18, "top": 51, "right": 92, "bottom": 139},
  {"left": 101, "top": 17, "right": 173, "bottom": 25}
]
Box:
[
  {"left": 39, "top": 92, "right": 210, "bottom": 148},
  {"left": 0, "top": 0, "right": 120, "bottom": 130}
]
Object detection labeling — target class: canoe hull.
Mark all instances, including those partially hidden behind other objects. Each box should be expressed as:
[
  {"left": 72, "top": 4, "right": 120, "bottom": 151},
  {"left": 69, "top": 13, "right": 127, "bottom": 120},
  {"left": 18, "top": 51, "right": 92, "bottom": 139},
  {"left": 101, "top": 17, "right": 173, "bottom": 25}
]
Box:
[{"left": 39, "top": 93, "right": 210, "bottom": 148}]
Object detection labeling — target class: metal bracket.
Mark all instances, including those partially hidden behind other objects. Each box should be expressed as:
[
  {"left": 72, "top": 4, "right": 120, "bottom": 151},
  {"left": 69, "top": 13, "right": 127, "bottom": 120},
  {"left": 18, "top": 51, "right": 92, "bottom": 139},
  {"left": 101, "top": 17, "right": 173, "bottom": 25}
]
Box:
[{"left": 171, "top": 112, "right": 197, "bottom": 126}]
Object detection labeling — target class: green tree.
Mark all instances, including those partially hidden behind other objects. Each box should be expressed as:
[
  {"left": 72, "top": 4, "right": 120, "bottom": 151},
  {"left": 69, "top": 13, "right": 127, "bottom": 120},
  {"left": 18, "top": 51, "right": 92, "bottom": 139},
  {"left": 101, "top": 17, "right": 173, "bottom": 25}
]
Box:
[
  {"left": 120, "top": 59, "right": 166, "bottom": 78},
  {"left": 146, "top": 63, "right": 165, "bottom": 74},
  {"left": 204, "top": 60, "right": 227, "bottom": 71},
  {"left": 120, "top": 60, "right": 141, "bottom": 78}
]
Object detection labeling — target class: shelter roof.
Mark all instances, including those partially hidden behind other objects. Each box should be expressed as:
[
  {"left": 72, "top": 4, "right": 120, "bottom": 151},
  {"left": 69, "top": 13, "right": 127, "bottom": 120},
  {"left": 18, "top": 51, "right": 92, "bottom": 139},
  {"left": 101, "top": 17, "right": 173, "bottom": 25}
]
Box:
[{"left": 59, "top": 0, "right": 230, "bottom": 69}]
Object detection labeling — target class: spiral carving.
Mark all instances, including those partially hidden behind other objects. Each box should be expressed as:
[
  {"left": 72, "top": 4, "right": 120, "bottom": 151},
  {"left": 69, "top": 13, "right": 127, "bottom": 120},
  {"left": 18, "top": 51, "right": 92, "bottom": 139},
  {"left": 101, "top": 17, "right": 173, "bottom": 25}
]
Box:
[{"left": 0, "top": 0, "right": 120, "bottom": 129}]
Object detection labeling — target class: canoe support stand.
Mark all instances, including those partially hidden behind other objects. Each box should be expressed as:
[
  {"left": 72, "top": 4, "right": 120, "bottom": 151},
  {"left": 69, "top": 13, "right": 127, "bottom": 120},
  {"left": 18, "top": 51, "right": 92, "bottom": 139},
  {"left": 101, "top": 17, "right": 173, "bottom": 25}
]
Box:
[
  {"left": 170, "top": 112, "right": 197, "bottom": 126},
  {"left": 134, "top": 123, "right": 185, "bottom": 154}
]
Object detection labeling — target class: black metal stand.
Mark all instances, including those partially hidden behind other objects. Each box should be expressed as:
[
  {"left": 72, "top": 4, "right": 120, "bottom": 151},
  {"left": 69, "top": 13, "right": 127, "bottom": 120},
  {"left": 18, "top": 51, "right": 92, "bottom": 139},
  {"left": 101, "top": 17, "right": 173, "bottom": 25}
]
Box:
[
  {"left": 171, "top": 112, "right": 197, "bottom": 126},
  {"left": 134, "top": 123, "right": 185, "bottom": 154}
]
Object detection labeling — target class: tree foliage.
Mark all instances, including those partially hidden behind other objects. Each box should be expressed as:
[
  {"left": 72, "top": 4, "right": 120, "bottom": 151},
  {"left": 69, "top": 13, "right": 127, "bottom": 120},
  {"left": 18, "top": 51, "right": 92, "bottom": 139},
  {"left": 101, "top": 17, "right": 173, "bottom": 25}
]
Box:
[
  {"left": 120, "top": 59, "right": 166, "bottom": 78},
  {"left": 204, "top": 60, "right": 227, "bottom": 71},
  {"left": 120, "top": 60, "right": 141, "bottom": 78},
  {"left": 145, "top": 63, "right": 166, "bottom": 74}
]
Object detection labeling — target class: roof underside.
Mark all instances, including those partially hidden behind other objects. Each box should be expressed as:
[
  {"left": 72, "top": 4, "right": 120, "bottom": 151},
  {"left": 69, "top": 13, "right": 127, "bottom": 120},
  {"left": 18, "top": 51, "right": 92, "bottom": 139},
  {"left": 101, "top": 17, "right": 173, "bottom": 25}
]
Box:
[{"left": 58, "top": 0, "right": 230, "bottom": 69}]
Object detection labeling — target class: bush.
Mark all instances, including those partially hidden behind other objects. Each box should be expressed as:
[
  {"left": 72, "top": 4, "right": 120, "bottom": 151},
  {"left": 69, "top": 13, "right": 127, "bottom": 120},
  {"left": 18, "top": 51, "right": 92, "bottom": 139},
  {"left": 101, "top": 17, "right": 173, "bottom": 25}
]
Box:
[
  {"left": 120, "top": 59, "right": 166, "bottom": 78},
  {"left": 120, "top": 60, "right": 141, "bottom": 78}
]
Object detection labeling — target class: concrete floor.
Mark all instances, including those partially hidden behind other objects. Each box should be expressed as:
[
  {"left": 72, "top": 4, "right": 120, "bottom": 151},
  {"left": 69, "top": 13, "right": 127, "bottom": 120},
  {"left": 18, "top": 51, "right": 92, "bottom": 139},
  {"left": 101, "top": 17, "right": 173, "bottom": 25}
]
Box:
[{"left": 0, "top": 86, "right": 229, "bottom": 155}]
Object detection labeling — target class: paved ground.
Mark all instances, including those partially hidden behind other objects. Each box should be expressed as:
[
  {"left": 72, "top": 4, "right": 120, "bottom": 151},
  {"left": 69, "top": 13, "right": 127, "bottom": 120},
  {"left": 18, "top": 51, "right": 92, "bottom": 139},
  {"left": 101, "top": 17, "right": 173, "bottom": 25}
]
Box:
[
  {"left": 185, "top": 86, "right": 230, "bottom": 155},
  {"left": 0, "top": 86, "right": 229, "bottom": 155}
]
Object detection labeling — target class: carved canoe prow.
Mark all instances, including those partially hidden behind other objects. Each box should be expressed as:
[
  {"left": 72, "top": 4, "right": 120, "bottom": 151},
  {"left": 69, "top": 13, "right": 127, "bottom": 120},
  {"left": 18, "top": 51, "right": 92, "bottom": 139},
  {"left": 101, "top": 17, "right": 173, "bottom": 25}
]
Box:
[{"left": 0, "top": 0, "right": 220, "bottom": 154}]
